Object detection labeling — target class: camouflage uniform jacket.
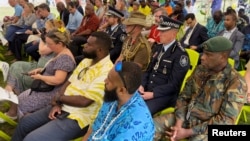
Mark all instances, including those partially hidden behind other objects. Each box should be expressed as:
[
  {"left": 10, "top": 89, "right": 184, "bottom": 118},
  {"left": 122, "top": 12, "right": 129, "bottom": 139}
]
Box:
[{"left": 175, "top": 64, "right": 247, "bottom": 137}]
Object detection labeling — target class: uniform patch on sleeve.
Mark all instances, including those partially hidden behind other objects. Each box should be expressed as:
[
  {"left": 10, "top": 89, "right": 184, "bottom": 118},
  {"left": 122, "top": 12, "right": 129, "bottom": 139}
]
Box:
[
  {"left": 120, "top": 34, "right": 126, "bottom": 42},
  {"left": 180, "top": 55, "right": 188, "bottom": 67}
]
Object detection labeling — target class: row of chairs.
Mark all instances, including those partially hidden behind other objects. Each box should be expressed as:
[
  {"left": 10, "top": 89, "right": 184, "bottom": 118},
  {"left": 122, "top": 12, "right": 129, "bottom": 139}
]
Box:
[
  {"left": 0, "top": 50, "right": 248, "bottom": 140},
  {"left": 0, "top": 60, "right": 17, "bottom": 140}
]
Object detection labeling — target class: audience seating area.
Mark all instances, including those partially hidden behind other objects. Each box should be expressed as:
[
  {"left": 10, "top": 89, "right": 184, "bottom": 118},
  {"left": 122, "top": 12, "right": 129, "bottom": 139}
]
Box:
[{"left": 0, "top": 0, "right": 250, "bottom": 140}]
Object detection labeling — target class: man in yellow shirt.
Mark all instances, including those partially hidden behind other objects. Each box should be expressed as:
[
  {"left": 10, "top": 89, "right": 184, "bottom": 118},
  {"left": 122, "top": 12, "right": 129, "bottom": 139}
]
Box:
[
  {"left": 139, "top": 0, "right": 152, "bottom": 16},
  {"left": 11, "top": 31, "right": 114, "bottom": 141}
]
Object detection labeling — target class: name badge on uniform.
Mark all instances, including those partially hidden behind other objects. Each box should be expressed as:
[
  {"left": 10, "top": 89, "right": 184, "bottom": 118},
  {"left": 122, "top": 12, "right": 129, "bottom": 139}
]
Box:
[
  {"left": 163, "top": 60, "right": 172, "bottom": 63},
  {"left": 163, "top": 66, "right": 167, "bottom": 74}
]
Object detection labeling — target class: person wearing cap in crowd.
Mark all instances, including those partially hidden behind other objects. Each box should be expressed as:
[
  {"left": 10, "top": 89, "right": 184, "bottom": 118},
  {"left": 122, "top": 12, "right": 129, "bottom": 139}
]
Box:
[
  {"left": 153, "top": 36, "right": 247, "bottom": 141},
  {"left": 105, "top": 6, "right": 127, "bottom": 63},
  {"left": 138, "top": 15, "right": 189, "bottom": 115},
  {"left": 82, "top": 61, "right": 155, "bottom": 141},
  {"left": 116, "top": 11, "right": 151, "bottom": 71}
]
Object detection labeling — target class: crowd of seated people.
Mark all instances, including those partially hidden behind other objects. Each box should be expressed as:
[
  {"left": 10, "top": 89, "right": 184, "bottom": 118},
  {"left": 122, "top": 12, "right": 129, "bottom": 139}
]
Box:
[{"left": 0, "top": 0, "right": 250, "bottom": 140}]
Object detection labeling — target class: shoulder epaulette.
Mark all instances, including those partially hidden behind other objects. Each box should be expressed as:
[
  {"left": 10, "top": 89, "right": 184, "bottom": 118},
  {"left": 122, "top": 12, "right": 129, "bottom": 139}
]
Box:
[{"left": 177, "top": 41, "right": 185, "bottom": 52}]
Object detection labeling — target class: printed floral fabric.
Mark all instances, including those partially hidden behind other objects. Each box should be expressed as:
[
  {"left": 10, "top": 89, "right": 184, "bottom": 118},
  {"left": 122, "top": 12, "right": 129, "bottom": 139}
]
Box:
[{"left": 89, "top": 92, "right": 155, "bottom": 141}]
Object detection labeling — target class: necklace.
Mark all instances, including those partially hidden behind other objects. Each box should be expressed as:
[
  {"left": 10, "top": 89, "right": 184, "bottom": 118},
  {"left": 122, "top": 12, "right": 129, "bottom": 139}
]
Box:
[
  {"left": 92, "top": 97, "right": 137, "bottom": 140},
  {"left": 122, "top": 36, "right": 141, "bottom": 61}
]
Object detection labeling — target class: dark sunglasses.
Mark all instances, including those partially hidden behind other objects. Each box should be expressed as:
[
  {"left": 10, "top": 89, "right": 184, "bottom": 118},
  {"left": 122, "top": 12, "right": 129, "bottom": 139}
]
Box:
[
  {"left": 115, "top": 61, "right": 127, "bottom": 89},
  {"left": 77, "top": 67, "right": 89, "bottom": 80}
]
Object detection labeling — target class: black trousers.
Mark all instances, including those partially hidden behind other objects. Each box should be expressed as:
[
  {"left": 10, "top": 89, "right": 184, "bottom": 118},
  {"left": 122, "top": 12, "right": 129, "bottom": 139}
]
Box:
[
  {"left": 9, "top": 33, "right": 30, "bottom": 60},
  {"left": 145, "top": 94, "right": 178, "bottom": 115},
  {"left": 69, "top": 35, "right": 87, "bottom": 57}
]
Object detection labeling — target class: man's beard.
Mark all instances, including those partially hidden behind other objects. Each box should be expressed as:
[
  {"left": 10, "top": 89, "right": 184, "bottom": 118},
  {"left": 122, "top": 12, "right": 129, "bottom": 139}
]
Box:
[
  {"left": 104, "top": 87, "right": 118, "bottom": 102},
  {"left": 82, "top": 50, "right": 97, "bottom": 59}
]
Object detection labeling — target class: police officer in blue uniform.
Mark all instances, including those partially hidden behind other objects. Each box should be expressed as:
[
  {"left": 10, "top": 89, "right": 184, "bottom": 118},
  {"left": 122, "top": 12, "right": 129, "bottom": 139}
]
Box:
[
  {"left": 138, "top": 15, "right": 190, "bottom": 115},
  {"left": 105, "top": 6, "right": 127, "bottom": 63}
]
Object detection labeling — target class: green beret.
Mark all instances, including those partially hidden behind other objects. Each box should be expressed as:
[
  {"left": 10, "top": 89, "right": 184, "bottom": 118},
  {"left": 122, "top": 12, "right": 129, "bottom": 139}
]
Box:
[{"left": 202, "top": 36, "right": 233, "bottom": 52}]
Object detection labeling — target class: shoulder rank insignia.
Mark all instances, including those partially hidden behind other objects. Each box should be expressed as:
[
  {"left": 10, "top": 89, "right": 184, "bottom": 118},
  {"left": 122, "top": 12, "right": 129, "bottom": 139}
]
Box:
[
  {"left": 177, "top": 42, "right": 185, "bottom": 52},
  {"left": 120, "top": 34, "right": 126, "bottom": 42}
]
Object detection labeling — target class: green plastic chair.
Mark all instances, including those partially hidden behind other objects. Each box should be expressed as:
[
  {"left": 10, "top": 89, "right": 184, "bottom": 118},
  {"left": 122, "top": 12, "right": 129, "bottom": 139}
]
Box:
[
  {"left": 0, "top": 130, "right": 11, "bottom": 141},
  {"left": 237, "top": 70, "right": 250, "bottom": 123},
  {"left": 180, "top": 49, "right": 200, "bottom": 92},
  {"left": 72, "top": 137, "right": 83, "bottom": 141},
  {"left": 228, "top": 58, "right": 235, "bottom": 68},
  {"left": 0, "top": 105, "right": 18, "bottom": 141},
  {"left": 0, "top": 62, "right": 18, "bottom": 141}
]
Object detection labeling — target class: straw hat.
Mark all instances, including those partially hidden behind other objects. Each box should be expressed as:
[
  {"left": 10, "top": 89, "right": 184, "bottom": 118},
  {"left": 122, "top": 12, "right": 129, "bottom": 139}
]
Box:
[{"left": 122, "top": 12, "right": 151, "bottom": 27}]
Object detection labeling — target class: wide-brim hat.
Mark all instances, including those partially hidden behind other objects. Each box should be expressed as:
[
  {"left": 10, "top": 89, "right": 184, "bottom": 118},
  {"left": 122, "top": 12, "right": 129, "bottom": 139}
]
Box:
[{"left": 122, "top": 12, "right": 151, "bottom": 27}]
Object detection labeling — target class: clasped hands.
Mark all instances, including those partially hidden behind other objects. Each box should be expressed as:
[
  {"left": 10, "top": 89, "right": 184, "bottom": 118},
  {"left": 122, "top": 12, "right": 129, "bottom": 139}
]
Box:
[
  {"left": 165, "top": 125, "right": 191, "bottom": 141},
  {"left": 138, "top": 85, "right": 153, "bottom": 100}
]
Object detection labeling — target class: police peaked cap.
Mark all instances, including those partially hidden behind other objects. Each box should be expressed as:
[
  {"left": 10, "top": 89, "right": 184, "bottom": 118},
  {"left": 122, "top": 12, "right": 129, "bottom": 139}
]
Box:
[
  {"left": 105, "top": 6, "right": 124, "bottom": 18},
  {"left": 157, "top": 15, "right": 183, "bottom": 31}
]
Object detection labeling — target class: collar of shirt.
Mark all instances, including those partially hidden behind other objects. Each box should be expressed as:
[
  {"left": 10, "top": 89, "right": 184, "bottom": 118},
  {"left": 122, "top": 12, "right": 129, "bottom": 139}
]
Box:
[
  {"left": 225, "top": 27, "right": 237, "bottom": 33},
  {"left": 113, "top": 91, "right": 140, "bottom": 113},
  {"left": 163, "top": 40, "right": 176, "bottom": 52},
  {"left": 189, "top": 22, "right": 198, "bottom": 31},
  {"left": 72, "top": 10, "right": 77, "bottom": 16},
  {"left": 111, "top": 24, "right": 119, "bottom": 31}
]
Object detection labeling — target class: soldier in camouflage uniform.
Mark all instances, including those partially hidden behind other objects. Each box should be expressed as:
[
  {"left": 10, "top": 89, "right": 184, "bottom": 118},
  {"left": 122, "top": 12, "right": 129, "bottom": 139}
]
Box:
[
  {"left": 154, "top": 36, "right": 247, "bottom": 141},
  {"left": 116, "top": 11, "right": 151, "bottom": 71}
]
